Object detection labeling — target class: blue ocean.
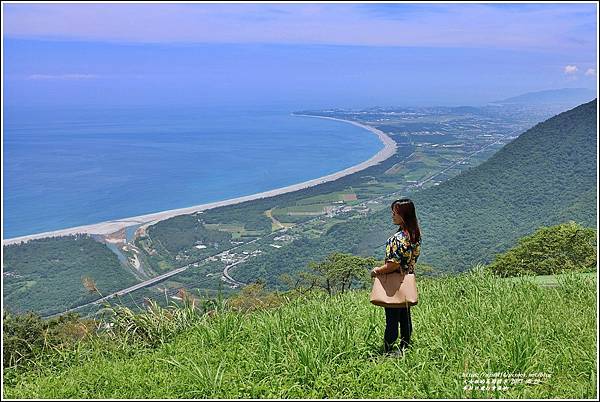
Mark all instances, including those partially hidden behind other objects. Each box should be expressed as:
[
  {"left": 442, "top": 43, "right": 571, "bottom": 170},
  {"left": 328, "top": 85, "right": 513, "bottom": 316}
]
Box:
[{"left": 3, "top": 105, "right": 383, "bottom": 238}]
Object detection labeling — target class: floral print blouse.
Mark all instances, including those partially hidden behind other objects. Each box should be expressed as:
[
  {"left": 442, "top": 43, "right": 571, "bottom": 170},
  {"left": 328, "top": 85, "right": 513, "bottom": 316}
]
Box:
[{"left": 385, "top": 227, "right": 421, "bottom": 274}]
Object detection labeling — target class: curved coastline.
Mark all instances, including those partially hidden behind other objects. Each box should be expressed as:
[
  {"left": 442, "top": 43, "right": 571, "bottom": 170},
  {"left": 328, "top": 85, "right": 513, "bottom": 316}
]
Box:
[{"left": 3, "top": 115, "right": 396, "bottom": 246}]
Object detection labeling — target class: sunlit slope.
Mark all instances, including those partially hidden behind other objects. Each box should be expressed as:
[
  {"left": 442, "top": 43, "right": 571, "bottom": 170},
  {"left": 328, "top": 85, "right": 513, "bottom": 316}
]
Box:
[{"left": 353, "top": 99, "right": 597, "bottom": 273}]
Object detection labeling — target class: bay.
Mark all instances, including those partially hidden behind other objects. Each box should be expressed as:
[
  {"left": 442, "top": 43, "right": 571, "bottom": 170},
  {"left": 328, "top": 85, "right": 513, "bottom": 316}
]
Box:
[{"left": 3, "top": 105, "right": 383, "bottom": 238}]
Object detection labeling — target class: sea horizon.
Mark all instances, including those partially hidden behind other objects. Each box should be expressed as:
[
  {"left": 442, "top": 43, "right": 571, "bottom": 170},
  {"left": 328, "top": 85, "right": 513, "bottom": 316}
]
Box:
[{"left": 3, "top": 104, "right": 386, "bottom": 239}]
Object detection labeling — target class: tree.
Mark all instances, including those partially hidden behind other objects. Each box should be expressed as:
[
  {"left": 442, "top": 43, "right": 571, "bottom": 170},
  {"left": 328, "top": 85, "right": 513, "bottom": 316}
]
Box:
[
  {"left": 301, "top": 252, "right": 379, "bottom": 296},
  {"left": 487, "top": 221, "right": 597, "bottom": 277}
]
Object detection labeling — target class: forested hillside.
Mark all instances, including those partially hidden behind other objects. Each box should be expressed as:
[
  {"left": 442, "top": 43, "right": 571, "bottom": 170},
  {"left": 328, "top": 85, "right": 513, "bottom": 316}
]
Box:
[
  {"left": 357, "top": 99, "right": 597, "bottom": 272},
  {"left": 3, "top": 235, "right": 139, "bottom": 316}
]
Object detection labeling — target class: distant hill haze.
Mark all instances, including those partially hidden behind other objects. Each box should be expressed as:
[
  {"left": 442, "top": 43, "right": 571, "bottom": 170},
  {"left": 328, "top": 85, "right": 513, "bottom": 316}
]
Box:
[
  {"left": 354, "top": 99, "right": 597, "bottom": 273},
  {"left": 493, "top": 88, "right": 596, "bottom": 106}
]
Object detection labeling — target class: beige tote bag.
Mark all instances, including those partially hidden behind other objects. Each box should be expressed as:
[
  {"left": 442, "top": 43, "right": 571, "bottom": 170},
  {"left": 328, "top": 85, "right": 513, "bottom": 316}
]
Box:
[{"left": 370, "top": 270, "right": 418, "bottom": 307}]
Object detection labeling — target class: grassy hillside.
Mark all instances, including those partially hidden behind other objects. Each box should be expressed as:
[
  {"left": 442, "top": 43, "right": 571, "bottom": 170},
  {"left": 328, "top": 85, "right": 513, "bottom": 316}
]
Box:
[
  {"left": 2, "top": 235, "right": 139, "bottom": 317},
  {"left": 3, "top": 269, "right": 595, "bottom": 399},
  {"left": 354, "top": 99, "right": 597, "bottom": 273}
]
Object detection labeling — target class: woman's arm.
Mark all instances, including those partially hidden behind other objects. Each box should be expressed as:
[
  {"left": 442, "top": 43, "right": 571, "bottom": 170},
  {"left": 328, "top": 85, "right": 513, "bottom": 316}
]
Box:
[{"left": 371, "top": 260, "right": 401, "bottom": 276}]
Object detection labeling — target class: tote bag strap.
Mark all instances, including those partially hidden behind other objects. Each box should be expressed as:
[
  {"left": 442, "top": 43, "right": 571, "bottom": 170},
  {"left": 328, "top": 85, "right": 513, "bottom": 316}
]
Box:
[{"left": 394, "top": 257, "right": 416, "bottom": 274}]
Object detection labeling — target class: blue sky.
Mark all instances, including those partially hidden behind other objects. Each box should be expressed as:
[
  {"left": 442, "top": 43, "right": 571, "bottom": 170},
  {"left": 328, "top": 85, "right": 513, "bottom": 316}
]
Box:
[{"left": 2, "top": 2, "right": 597, "bottom": 109}]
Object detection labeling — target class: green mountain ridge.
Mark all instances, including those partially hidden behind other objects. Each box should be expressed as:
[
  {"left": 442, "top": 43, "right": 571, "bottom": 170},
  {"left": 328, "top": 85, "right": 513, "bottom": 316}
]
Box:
[
  {"left": 494, "top": 88, "right": 596, "bottom": 105},
  {"left": 360, "top": 99, "right": 597, "bottom": 272}
]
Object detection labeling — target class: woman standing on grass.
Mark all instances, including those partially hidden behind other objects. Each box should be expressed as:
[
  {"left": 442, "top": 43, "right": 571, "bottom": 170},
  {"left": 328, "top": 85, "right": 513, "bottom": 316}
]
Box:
[{"left": 371, "top": 198, "right": 421, "bottom": 355}]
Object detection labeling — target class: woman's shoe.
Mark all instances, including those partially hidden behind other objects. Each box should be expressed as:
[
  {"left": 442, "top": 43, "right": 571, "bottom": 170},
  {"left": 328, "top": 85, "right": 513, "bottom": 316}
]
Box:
[
  {"left": 383, "top": 345, "right": 402, "bottom": 357},
  {"left": 383, "top": 344, "right": 393, "bottom": 354},
  {"left": 391, "top": 348, "right": 406, "bottom": 357},
  {"left": 389, "top": 344, "right": 411, "bottom": 357}
]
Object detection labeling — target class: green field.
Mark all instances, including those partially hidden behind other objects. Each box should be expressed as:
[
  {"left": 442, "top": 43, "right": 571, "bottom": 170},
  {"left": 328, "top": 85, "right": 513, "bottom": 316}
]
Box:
[
  {"left": 275, "top": 204, "right": 326, "bottom": 214},
  {"left": 293, "top": 192, "right": 350, "bottom": 206},
  {"left": 204, "top": 223, "right": 245, "bottom": 234},
  {"left": 4, "top": 269, "right": 596, "bottom": 399},
  {"left": 403, "top": 167, "right": 433, "bottom": 181},
  {"left": 270, "top": 191, "right": 363, "bottom": 221}
]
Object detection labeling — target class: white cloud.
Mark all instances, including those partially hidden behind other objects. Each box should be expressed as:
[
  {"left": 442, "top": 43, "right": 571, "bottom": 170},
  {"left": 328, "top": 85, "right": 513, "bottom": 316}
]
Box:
[
  {"left": 564, "top": 65, "right": 578, "bottom": 74},
  {"left": 585, "top": 68, "right": 596, "bottom": 76},
  {"left": 2, "top": 3, "right": 597, "bottom": 52},
  {"left": 27, "top": 74, "right": 98, "bottom": 80}
]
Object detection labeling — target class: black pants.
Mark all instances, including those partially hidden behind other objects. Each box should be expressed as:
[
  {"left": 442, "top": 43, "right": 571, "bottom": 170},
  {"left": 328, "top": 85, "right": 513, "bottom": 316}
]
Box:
[{"left": 384, "top": 306, "right": 412, "bottom": 352}]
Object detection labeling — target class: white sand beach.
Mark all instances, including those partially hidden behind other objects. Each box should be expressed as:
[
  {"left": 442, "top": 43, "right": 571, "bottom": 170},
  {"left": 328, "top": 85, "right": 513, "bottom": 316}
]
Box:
[{"left": 3, "top": 116, "right": 396, "bottom": 246}]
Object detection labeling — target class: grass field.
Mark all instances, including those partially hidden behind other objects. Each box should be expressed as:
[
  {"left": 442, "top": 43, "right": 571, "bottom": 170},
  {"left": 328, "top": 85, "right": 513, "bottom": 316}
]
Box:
[
  {"left": 275, "top": 204, "right": 326, "bottom": 214},
  {"left": 3, "top": 269, "right": 596, "bottom": 399},
  {"left": 293, "top": 192, "right": 348, "bottom": 206},
  {"left": 404, "top": 167, "right": 433, "bottom": 181},
  {"left": 203, "top": 223, "right": 247, "bottom": 239},
  {"left": 501, "top": 271, "right": 597, "bottom": 286}
]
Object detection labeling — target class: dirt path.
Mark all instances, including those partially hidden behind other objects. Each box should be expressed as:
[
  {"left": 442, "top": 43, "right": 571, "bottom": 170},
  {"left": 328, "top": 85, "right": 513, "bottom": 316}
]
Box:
[{"left": 264, "top": 208, "right": 293, "bottom": 231}]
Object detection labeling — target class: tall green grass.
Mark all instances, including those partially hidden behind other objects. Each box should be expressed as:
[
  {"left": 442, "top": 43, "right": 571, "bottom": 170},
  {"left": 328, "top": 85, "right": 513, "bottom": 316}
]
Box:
[{"left": 3, "top": 268, "right": 596, "bottom": 399}]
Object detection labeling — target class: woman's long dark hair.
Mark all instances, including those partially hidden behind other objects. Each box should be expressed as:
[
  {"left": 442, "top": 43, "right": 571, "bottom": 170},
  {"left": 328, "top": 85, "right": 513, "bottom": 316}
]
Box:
[{"left": 391, "top": 198, "right": 421, "bottom": 244}]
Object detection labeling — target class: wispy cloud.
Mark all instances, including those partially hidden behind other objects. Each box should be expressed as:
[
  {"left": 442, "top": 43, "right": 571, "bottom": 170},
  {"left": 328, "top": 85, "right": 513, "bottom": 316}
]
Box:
[
  {"left": 27, "top": 73, "right": 98, "bottom": 80},
  {"left": 585, "top": 68, "right": 596, "bottom": 76},
  {"left": 2, "top": 3, "right": 596, "bottom": 54},
  {"left": 564, "top": 65, "right": 579, "bottom": 74}
]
